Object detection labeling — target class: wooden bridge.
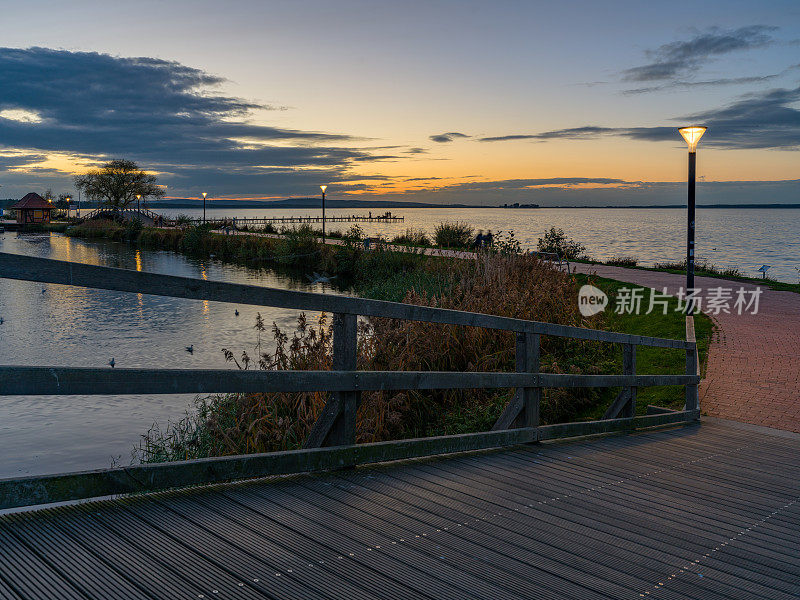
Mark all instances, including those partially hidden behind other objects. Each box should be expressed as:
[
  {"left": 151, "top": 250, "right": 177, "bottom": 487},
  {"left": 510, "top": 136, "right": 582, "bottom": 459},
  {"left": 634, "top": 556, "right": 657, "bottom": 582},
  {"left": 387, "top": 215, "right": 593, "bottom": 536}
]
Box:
[
  {"left": 0, "top": 252, "right": 795, "bottom": 598},
  {"left": 79, "top": 206, "right": 163, "bottom": 226}
]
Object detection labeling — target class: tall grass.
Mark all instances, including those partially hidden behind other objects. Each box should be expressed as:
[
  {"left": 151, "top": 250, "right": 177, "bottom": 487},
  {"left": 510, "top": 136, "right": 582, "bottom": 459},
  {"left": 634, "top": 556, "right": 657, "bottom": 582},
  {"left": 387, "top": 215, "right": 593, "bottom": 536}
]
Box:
[
  {"left": 653, "top": 258, "right": 742, "bottom": 278},
  {"left": 136, "top": 252, "right": 617, "bottom": 462},
  {"left": 392, "top": 228, "right": 431, "bottom": 247}
]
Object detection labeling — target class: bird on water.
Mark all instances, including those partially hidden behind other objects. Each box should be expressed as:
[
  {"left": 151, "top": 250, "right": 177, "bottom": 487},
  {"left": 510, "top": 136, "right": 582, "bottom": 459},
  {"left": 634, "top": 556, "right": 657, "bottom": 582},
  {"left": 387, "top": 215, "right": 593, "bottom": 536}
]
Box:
[
  {"left": 108, "top": 358, "right": 115, "bottom": 368},
  {"left": 186, "top": 344, "right": 194, "bottom": 354}
]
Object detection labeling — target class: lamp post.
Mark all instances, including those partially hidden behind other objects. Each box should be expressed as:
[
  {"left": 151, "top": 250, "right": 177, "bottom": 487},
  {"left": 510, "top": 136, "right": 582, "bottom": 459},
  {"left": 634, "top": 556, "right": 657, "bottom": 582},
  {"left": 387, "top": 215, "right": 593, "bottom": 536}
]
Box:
[
  {"left": 65, "top": 196, "right": 71, "bottom": 218},
  {"left": 678, "top": 126, "right": 707, "bottom": 314},
  {"left": 136, "top": 194, "right": 141, "bottom": 215},
  {"left": 320, "top": 185, "right": 328, "bottom": 242},
  {"left": 202, "top": 192, "right": 208, "bottom": 223}
]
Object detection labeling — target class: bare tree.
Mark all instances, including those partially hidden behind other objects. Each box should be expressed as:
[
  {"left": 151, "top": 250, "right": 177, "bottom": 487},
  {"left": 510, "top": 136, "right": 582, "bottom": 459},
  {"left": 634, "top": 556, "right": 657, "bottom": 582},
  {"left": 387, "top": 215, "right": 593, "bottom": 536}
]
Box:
[{"left": 74, "top": 159, "right": 165, "bottom": 211}]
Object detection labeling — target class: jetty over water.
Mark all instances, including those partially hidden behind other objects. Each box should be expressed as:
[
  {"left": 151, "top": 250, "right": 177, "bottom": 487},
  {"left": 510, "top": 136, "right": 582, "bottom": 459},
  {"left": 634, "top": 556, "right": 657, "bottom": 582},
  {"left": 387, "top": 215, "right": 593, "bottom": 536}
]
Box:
[
  {"left": 199, "top": 213, "right": 404, "bottom": 228},
  {"left": 0, "top": 252, "right": 796, "bottom": 598}
]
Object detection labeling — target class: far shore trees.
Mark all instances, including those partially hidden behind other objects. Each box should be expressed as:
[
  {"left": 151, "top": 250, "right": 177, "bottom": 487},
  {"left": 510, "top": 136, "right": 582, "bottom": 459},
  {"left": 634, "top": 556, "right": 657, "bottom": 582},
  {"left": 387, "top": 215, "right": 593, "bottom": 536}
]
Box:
[{"left": 74, "top": 159, "right": 164, "bottom": 211}]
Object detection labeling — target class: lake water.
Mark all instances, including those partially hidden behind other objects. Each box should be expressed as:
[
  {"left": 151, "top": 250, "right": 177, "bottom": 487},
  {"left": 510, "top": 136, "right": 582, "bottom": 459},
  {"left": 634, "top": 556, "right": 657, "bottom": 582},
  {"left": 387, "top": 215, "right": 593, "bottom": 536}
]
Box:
[
  {"left": 162, "top": 206, "right": 800, "bottom": 283},
  {"left": 0, "top": 232, "right": 335, "bottom": 478}
]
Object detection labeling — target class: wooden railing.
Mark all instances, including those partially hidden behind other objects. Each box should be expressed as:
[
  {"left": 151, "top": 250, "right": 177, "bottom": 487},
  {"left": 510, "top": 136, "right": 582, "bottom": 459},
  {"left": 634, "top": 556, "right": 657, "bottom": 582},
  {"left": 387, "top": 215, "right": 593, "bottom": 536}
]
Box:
[
  {"left": 0, "top": 252, "right": 700, "bottom": 509},
  {"left": 80, "top": 206, "right": 164, "bottom": 223}
]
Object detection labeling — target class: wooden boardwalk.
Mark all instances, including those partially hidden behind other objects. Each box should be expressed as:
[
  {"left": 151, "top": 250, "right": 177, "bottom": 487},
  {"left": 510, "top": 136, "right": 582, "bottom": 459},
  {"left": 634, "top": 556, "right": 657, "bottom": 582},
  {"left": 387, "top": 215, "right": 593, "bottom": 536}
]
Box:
[{"left": 2, "top": 420, "right": 798, "bottom": 599}]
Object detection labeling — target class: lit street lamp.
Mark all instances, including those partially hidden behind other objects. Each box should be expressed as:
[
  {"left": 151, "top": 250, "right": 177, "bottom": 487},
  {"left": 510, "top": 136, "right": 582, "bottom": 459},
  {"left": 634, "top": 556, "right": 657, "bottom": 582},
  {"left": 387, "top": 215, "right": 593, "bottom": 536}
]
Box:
[
  {"left": 65, "top": 196, "right": 71, "bottom": 218},
  {"left": 136, "top": 194, "right": 141, "bottom": 215},
  {"left": 320, "top": 185, "right": 328, "bottom": 242},
  {"left": 202, "top": 192, "right": 208, "bottom": 223},
  {"left": 678, "top": 126, "right": 707, "bottom": 314}
]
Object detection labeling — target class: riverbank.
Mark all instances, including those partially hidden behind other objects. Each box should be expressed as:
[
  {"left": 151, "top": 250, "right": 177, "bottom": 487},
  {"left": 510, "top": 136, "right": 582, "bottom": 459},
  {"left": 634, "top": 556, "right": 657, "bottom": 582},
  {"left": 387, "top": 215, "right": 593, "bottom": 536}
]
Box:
[{"left": 41, "top": 220, "right": 710, "bottom": 462}]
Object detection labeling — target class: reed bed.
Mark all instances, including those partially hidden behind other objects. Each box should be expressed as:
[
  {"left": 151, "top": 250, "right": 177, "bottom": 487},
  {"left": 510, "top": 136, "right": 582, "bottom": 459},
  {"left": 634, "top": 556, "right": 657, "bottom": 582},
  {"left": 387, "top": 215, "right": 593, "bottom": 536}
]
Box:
[{"left": 136, "top": 252, "right": 616, "bottom": 462}]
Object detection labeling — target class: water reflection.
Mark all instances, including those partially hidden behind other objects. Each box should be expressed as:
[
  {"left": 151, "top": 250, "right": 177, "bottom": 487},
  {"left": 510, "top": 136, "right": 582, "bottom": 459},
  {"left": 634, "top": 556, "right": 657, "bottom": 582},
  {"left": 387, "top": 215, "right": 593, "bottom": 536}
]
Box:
[{"left": 0, "top": 232, "right": 335, "bottom": 477}]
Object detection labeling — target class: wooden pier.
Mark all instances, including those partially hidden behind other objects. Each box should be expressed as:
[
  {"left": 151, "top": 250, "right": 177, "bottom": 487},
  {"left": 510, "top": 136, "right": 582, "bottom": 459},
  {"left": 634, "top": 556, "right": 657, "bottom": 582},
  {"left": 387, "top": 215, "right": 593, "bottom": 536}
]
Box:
[
  {"left": 200, "top": 213, "right": 404, "bottom": 227},
  {"left": 1, "top": 252, "right": 793, "bottom": 598}
]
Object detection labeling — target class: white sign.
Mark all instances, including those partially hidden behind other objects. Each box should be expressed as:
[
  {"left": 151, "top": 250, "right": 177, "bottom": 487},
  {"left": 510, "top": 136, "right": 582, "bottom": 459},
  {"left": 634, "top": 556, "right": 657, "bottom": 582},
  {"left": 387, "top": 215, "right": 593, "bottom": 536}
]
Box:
[{"left": 578, "top": 285, "right": 608, "bottom": 317}]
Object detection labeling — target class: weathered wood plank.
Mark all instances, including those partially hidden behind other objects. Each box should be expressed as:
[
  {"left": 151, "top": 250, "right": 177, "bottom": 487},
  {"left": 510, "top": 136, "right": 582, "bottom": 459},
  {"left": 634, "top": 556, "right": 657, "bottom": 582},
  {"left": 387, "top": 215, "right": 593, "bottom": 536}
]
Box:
[
  {"left": 0, "top": 252, "right": 692, "bottom": 348},
  {"left": 0, "top": 427, "right": 537, "bottom": 510},
  {"left": 0, "top": 367, "right": 700, "bottom": 396},
  {"left": 538, "top": 374, "right": 698, "bottom": 388},
  {"left": 491, "top": 333, "right": 540, "bottom": 430},
  {"left": 602, "top": 389, "right": 629, "bottom": 420},
  {"left": 537, "top": 409, "right": 700, "bottom": 441},
  {"left": 685, "top": 315, "right": 700, "bottom": 411},
  {"left": 520, "top": 333, "right": 541, "bottom": 428},
  {"left": 304, "top": 313, "right": 359, "bottom": 448},
  {"left": 622, "top": 343, "right": 637, "bottom": 418}
]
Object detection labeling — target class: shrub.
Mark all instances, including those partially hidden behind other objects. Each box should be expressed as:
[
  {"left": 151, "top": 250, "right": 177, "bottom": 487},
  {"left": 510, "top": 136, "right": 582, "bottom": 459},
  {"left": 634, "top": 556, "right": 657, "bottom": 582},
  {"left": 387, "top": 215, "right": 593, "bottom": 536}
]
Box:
[
  {"left": 605, "top": 256, "right": 638, "bottom": 267},
  {"left": 434, "top": 221, "right": 474, "bottom": 248},
  {"left": 174, "top": 213, "right": 194, "bottom": 226},
  {"left": 537, "top": 227, "right": 586, "bottom": 260},
  {"left": 275, "top": 224, "right": 322, "bottom": 266},
  {"left": 392, "top": 228, "right": 431, "bottom": 247},
  {"left": 653, "top": 258, "right": 742, "bottom": 278},
  {"left": 124, "top": 217, "right": 143, "bottom": 241},
  {"left": 488, "top": 230, "right": 522, "bottom": 255}
]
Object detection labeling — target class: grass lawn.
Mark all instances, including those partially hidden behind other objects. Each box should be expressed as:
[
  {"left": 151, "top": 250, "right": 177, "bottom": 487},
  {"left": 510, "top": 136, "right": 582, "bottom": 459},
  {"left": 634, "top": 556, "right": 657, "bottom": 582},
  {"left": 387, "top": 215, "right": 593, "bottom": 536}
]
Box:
[{"left": 575, "top": 274, "right": 714, "bottom": 419}]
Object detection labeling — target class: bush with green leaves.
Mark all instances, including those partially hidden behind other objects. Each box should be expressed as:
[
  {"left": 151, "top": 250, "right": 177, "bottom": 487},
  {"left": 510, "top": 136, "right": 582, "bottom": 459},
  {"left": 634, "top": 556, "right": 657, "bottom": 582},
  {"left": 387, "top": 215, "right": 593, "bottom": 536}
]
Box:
[{"left": 537, "top": 227, "right": 586, "bottom": 260}]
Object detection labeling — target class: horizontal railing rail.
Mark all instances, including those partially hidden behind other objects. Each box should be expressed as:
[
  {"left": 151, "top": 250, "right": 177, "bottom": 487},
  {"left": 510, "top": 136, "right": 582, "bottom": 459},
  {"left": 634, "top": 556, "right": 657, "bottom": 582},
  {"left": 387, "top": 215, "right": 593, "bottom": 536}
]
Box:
[
  {"left": 0, "top": 367, "right": 698, "bottom": 396},
  {"left": 0, "top": 251, "right": 701, "bottom": 510}
]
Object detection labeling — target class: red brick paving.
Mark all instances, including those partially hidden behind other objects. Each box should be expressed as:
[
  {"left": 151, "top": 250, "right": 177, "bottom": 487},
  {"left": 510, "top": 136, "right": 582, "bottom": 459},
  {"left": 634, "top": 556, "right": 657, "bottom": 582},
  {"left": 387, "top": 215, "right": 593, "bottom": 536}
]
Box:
[{"left": 573, "top": 264, "right": 800, "bottom": 432}]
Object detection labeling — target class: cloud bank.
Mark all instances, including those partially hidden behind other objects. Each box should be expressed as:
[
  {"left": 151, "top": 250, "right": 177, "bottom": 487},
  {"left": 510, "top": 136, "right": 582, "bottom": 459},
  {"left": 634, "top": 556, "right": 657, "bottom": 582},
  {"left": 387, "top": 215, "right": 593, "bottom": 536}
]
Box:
[{"left": 0, "top": 47, "right": 394, "bottom": 197}]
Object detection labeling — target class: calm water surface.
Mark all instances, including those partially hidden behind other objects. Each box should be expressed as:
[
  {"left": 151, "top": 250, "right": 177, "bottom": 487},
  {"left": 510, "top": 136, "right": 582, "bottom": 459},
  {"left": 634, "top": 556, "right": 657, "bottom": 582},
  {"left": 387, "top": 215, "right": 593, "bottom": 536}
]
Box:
[
  {"left": 0, "top": 232, "right": 335, "bottom": 478},
  {"left": 164, "top": 206, "right": 800, "bottom": 283}
]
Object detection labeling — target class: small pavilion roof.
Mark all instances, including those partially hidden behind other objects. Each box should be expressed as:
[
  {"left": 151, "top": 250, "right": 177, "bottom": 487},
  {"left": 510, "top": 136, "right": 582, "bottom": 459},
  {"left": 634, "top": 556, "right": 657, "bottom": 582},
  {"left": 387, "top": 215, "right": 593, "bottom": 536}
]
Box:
[{"left": 11, "top": 193, "right": 52, "bottom": 210}]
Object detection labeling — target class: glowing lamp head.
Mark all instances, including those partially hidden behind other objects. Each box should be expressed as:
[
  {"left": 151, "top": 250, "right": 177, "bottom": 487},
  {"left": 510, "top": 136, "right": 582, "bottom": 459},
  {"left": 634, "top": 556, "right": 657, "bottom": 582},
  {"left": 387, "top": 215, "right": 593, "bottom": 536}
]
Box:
[
  {"left": 65, "top": 196, "right": 71, "bottom": 202},
  {"left": 679, "top": 126, "right": 707, "bottom": 152},
  {"left": 136, "top": 194, "right": 141, "bottom": 200},
  {"left": 320, "top": 185, "right": 327, "bottom": 193},
  {"left": 201, "top": 192, "right": 208, "bottom": 199}
]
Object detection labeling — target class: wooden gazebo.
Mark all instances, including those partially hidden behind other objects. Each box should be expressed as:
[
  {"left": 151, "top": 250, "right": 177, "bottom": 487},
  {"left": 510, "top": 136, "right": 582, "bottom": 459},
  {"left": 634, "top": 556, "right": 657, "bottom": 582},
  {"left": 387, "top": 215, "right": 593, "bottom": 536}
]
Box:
[{"left": 11, "top": 193, "right": 52, "bottom": 224}]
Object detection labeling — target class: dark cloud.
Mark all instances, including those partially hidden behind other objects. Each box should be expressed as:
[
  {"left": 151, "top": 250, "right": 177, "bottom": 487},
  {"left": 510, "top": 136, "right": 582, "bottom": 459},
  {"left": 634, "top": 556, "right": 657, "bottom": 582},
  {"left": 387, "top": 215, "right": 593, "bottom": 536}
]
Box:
[
  {"left": 390, "top": 177, "right": 800, "bottom": 207},
  {"left": 405, "top": 147, "right": 427, "bottom": 154},
  {"left": 478, "top": 85, "right": 800, "bottom": 150},
  {"left": 479, "top": 127, "right": 615, "bottom": 142},
  {"left": 0, "top": 47, "right": 392, "bottom": 197},
  {"left": 429, "top": 132, "right": 470, "bottom": 143},
  {"left": 622, "top": 26, "right": 777, "bottom": 83},
  {"left": 0, "top": 153, "right": 48, "bottom": 171}
]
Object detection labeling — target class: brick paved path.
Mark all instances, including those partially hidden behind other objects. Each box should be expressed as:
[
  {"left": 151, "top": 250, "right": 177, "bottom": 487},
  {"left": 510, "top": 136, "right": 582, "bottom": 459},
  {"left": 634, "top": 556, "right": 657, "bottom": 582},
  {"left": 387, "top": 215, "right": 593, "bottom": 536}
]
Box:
[{"left": 573, "top": 264, "right": 800, "bottom": 432}]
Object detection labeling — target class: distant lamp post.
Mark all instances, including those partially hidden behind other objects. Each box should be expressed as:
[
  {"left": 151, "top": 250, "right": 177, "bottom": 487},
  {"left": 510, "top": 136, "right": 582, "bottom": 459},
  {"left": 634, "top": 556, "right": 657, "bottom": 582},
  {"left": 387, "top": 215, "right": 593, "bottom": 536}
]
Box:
[
  {"left": 201, "top": 192, "right": 208, "bottom": 223},
  {"left": 65, "top": 196, "right": 71, "bottom": 217},
  {"left": 320, "top": 185, "right": 328, "bottom": 242},
  {"left": 678, "top": 125, "right": 707, "bottom": 314},
  {"left": 136, "top": 194, "right": 142, "bottom": 214}
]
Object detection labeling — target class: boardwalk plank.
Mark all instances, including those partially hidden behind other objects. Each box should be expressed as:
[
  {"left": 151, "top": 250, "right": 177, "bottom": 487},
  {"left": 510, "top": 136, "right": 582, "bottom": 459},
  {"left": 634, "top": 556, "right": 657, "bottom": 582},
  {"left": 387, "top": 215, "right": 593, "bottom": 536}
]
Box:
[{"left": 1, "top": 421, "right": 799, "bottom": 599}]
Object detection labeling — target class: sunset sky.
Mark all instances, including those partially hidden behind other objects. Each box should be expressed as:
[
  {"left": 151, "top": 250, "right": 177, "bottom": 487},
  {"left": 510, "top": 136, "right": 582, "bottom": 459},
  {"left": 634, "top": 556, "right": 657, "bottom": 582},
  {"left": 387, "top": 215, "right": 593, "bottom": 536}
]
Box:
[{"left": 0, "top": 0, "right": 798, "bottom": 205}]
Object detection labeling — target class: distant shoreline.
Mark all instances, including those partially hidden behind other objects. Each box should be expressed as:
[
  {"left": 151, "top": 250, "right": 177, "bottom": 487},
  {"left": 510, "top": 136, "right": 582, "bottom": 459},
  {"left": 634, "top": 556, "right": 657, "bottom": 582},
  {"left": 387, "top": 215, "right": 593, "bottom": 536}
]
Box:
[{"left": 148, "top": 200, "right": 800, "bottom": 210}]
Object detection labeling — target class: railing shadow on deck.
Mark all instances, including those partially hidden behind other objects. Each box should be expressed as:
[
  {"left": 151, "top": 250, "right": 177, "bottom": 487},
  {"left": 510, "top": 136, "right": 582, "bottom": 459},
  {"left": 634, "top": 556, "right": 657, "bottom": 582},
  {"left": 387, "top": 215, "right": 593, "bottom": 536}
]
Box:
[{"left": 0, "top": 252, "right": 700, "bottom": 510}]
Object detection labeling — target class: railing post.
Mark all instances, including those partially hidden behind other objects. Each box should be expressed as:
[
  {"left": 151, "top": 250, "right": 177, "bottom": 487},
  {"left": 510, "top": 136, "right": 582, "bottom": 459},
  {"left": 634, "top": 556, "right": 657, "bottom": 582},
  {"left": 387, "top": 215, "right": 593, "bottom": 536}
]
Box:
[
  {"left": 685, "top": 316, "right": 699, "bottom": 413},
  {"left": 518, "top": 332, "right": 541, "bottom": 428},
  {"left": 303, "top": 312, "right": 360, "bottom": 448},
  {"left": 623, "top": 343, "right": 637, "bottom": 418}
]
